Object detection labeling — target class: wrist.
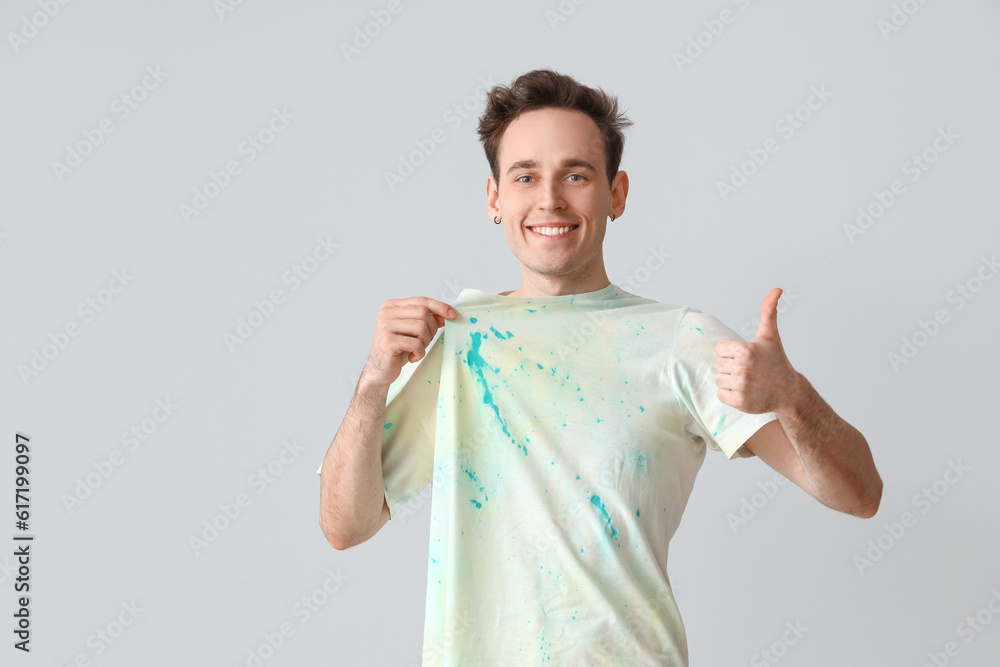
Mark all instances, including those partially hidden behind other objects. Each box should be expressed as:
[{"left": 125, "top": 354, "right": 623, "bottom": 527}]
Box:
[{"left": 775, "top": 370, "right": 812, "bottom": 419}]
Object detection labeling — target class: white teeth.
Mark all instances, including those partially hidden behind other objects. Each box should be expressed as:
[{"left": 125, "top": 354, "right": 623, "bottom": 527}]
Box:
[{"left": 532, "top": 226, "right": 574, "bottom": 236}]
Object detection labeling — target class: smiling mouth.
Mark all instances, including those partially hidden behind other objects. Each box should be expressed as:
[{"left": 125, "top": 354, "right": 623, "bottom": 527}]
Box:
[{"left": 527, "top": 225, "right": 579, "bottom": 238}]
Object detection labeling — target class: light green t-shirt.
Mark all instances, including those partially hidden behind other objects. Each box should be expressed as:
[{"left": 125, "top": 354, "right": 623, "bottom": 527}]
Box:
[{"left": 319, "top": 282, "right": 777, "bottom": 666}]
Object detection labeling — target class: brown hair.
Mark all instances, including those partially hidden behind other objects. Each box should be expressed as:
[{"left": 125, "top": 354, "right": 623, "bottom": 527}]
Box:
[{"left": 477, "top": 69, "right": 633, "bottom": 191}]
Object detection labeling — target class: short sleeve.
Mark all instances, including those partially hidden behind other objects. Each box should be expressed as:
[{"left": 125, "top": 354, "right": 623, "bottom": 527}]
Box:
[
  {"left": 316, "top": 328, "right": 444, "bottom": 519},
  {"left": 669, "top": 307, "right": 779, "bottom": 459}
]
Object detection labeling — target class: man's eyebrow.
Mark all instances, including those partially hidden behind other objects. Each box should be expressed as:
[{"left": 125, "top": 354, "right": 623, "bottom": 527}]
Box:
[{"left": 505, "top": 158, "right": 598, "bottom": 175}]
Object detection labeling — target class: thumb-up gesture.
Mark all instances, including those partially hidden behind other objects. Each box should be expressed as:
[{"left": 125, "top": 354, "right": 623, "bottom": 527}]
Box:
[{"left": 713, "top": 288, "right": 798, "bottom": 414}]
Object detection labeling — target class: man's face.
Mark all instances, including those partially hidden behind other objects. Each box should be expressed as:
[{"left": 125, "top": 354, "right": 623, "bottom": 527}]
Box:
[{"left": 487, "top": 107, "right": 627, "bottom": 287}]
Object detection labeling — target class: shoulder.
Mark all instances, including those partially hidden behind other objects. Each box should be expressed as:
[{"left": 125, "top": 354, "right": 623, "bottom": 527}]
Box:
[{"left": 674, "top": 307, "right": 747, "bottom": 344}]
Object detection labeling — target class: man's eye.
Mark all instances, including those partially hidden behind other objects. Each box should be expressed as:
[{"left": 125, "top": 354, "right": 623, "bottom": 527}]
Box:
[
  {"left": 568, "top": 174, "right": 585, "bottom": 182},
  {"left": 516, "top": 175, "right": 533, "bottom": 183}
]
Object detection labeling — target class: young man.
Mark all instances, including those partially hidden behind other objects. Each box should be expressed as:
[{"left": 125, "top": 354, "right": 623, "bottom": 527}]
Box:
[{"left": 318, "top": 69, "right": 882, "bottom": 666}]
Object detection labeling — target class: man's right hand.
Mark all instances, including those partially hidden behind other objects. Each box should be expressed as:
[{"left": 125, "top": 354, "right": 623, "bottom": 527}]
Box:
[{"left": 361, "top": 297, "right": 458, "bottom": 389}]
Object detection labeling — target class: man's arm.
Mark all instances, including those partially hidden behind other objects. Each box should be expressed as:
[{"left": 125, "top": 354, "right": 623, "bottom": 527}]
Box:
[
  {"left": 318, "top": 296, "right": 456, "bottom": 550},
  {"left": 319, "top": 376, "right": 392, "bottom": 551},
  {"left": 742, "top": 377, "right": 882, "bottom": 518},
  {"left": 714, "top": 288, "right": 883, "bottom": 519}
]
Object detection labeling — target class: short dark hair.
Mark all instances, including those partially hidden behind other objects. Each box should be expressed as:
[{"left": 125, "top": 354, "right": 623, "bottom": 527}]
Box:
[{"left": 477, "top": 69, "right": 633, "bottom": 190}]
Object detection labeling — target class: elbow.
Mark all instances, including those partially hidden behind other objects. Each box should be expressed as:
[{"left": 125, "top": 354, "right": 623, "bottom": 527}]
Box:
[
  {"left": 319, "top": 516, "right": 354, "bottom": 551},
  {"left": 855, "top": 503, "right": 878, "bottom": 519},
  {"left": 323, "top": 527, "right": 354, "bottom": 551},
  {"left": 856, "top": 480, "right": 883, "bottom": 519}
]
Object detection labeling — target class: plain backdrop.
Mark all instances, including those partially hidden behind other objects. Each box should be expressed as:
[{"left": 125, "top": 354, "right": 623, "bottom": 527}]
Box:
[{"left": 2, "top": 1, "right": 999, "bottom": 665}]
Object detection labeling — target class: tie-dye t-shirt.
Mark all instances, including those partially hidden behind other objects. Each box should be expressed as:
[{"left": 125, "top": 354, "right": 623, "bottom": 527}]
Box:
[{"left": 321, "top": 282, "right": 778, "bottom": 666}]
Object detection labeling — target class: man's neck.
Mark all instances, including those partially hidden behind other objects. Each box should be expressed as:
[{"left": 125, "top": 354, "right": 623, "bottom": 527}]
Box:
[{"left": 502, "top": 275, "right": 611, "bottom": 298}]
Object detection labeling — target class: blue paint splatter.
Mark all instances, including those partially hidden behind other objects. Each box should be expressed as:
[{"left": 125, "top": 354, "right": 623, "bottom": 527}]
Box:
[
  {"left": 590, "top": 495, "right": 619, "bottom": 542},
  {"left": 470, "top": 317, "right": 477, "bottom": 323},
  {"left": 461, "top": 461, "right": 488, "bottom": 502},
  {"left": 714, "top": 413, "right": 726, "bottom": 438},
  {"left": 466, "top": 331, "right": 526, "bottom": 455},
  {"left": 490, "top": 325, "right": 507, "bottom": 340},
  {"left": 384, "top": 423, "right": 392, "bottom": 429}
]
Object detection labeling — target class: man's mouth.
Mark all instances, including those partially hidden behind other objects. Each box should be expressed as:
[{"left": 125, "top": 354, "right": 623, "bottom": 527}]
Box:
[{"left": 526, "top": 224, "right": 579, "bottom": 238}]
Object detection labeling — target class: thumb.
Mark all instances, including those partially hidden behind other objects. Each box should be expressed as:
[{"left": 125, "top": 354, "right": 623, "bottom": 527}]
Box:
[{"left": 754, "top": 288, "right": 783, "bottom": 342}]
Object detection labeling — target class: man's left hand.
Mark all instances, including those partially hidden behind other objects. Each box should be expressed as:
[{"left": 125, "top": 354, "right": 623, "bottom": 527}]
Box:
[{"left": 713, "top": 288, "right": 799, "bottom": 414}]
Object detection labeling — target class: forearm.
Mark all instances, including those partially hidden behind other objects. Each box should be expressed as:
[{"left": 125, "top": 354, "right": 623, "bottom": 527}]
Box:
[
  {"left": 776, "top": 372, "right": 882, "bottom": 517},
  {"left": 319, "top": 375, "right": 390, "bottom": 548}
]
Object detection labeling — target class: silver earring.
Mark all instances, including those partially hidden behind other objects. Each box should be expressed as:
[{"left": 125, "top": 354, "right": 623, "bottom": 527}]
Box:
[{"left": 494, "top": 216, "right": 501, "bottom": 224}]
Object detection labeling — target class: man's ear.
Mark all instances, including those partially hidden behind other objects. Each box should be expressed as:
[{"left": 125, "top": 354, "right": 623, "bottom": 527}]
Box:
[
  {"left": 487, "top": 174, "right": 501, "bottom": 219},
  {"left": 610, "top": 171, "right": 629, "bottom": 219}
]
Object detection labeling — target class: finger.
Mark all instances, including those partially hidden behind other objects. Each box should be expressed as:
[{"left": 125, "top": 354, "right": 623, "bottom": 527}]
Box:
[
  {"left": 386, "top": 304, "right": 450, "bottom": 339},
  {"left": 714, "top": 372, "right": 738, "bottom": 390},
  {"left": 407, "top": 297, "right": 459, "bottom": 321},
  {"left": 754, "top": 288, "right": 783, "bottom": 342},
  {"left": 713, "top": 356, "right": 735, "bottom": 374},
  {"left": 714, "top": 339, "right": 743, "bottom": 358},
  {"left": 716, "top": 387, "right": 736, "bottom": 406}
]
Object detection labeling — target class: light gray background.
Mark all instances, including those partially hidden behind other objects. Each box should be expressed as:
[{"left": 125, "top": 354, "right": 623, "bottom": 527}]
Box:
[{"left": 2, "top": 1, "right": 998, "bottom": 665}]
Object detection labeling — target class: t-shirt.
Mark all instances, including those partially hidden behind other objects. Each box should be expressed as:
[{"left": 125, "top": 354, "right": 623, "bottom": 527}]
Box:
[{"left": 317, "top": 282, "right": 778, "bottom": 666}]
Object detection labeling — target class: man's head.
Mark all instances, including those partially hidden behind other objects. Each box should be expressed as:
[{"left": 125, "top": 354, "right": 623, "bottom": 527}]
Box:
[
  {"left": 477, "top": 69, "right": 632, "bottom": 296},
  {"left": 477, "top": 69, "right": 632, "bottom": 192}
]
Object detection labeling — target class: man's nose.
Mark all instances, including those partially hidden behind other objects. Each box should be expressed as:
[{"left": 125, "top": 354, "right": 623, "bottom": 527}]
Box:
[{"left": 537, "top": 179, "right": 566, "bottom": 210}]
